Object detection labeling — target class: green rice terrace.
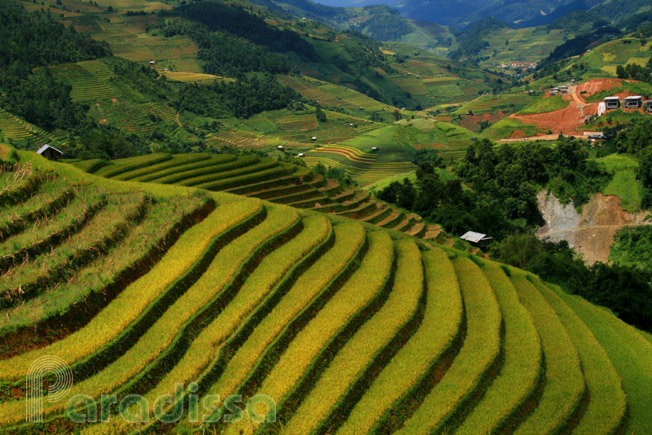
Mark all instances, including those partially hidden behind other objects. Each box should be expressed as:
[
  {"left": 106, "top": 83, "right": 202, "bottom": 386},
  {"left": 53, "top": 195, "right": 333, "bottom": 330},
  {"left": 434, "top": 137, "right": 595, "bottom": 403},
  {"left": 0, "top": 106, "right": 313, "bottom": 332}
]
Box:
[
  {"left": 71, "top": 151, "right": 434, "bottom": 239},
  {"left": 0, "top": 144, "right": 651, "bottom": 435}
]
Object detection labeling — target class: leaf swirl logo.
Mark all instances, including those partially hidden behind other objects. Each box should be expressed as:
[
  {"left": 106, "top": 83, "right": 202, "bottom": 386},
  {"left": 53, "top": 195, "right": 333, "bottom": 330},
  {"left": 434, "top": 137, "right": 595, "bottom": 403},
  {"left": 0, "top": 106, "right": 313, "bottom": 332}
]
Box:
[{"left": 25, "top": 355, "right": 73, "bottom": 423}]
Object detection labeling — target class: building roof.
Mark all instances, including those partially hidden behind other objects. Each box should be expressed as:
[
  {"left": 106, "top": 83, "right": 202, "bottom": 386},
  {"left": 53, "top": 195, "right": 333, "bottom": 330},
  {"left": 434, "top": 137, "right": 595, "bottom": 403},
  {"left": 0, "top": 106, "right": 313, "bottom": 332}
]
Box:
[
  {"left": 604, "top": 96, "right": 620, "bottom": 100},
  {"left": 36, "top": 144, "right": 63, "bottom": 155},
  {"left": 460, "top": 231, "right": 493, "bottom": 243},
  {"left": 625, "top": 96, "right": 642, "bottom": 100}
]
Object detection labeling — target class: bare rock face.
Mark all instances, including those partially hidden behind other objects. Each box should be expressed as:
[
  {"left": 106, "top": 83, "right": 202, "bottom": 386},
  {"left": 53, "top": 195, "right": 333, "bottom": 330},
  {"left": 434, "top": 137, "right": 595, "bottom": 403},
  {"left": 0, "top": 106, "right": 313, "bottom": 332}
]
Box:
[{"left": 536, "top": 190, "right": 652, "bottom": 265}]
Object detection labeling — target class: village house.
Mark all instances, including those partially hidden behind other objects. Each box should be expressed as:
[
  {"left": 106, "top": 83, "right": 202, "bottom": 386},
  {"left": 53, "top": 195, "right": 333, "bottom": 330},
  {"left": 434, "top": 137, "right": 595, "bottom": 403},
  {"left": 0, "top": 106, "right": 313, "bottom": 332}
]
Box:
[
  {"left": 604, "top": 96, "right": 620, "bottom": 110},
  {"left": 36, "top": 144, "right": 63, "bottom": 161},
  {"left": 624, "top": 96, "right": 643, "bottom": 109}
]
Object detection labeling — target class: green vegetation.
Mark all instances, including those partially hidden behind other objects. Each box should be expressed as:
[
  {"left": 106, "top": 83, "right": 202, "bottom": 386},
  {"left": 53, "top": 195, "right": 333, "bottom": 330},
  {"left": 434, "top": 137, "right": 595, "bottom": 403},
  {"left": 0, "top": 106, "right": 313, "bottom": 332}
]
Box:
[
  {"left": 340, "top": 247, "right": 462, "bottom": 434},
  {"left": 518, "top": 95, "right": 569, "bottom": 114},
  {"left": 377, "top": 138, "right": 610, "bottom": 238},
  {"left": 610, "top": 226, "right": 652, "bottom": 276},
  {"left": 483, "top": 118, "right": 542, "bottom": 140},
  {"left": 596, "top": 153, "right": 642, "bottom": 212}
]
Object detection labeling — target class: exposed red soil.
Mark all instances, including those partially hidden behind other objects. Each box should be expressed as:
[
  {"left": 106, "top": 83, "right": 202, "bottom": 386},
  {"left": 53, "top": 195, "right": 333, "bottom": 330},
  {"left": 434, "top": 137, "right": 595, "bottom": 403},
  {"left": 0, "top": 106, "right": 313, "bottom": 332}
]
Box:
[
  {"left": 575, "top": 78, "right": 637, "bottom": 102},
  {"left": 459, "top": 111, "right": 506, "bottom": 132},
  {"left": 510, "top": 88, "right": 590, "bottom": 134},
  {"left": 510, "top": 129, "right": 526, "bottom": 139},
  {"left": 509, "top": 79, "right": 651, "bottom": 137}
]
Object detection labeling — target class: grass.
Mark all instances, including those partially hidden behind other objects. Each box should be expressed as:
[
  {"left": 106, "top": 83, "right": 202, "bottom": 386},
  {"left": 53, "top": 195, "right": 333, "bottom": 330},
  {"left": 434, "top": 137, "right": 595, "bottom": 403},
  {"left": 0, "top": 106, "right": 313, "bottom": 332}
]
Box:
[
  {"left": 455, "top": 262, "right": 541, "bottom": 434},
  {"left": 0, "top": 187, "right": 107, "bottom": 267},
  {"left": 518, "top": 95, "right": 569, "bottom": 115},
  {"left": 0, "top": 178, "right": 75, "bottom": 241},
  {"left": 284, "top": 238, "right": 422, "bottom": 433},
  {"left": 396, "top": 256, "right": 502, "bottom": 434},
  {"left": 129, "top": 154, "right": 238, "bottom": 182},
  {"left": 143, "top": 155, "right": 259, "bottom": 185},
  {"left": 0, "top": 198, "right": 260, "bottom": 382},
  {"left": 195, "top": 166, "right": 292, "bottom": 191},
  {"left": 595, "top": 153, "right": 642, "bottom": 212},
  {"left": 0, "top": 192, "right": 148, "bottom": 308},
  {"left": 69, "top": 158, "right": 109, "bottom": 173},
  {"left": 242, "top": 230, "right": 395, "bottom": 430},
  {"left": 197, "top": 222, "right": 366, "bottom": 415},
  {"left": 339, "top": 247, "right": 461, "bottom": 434},
  {"left": 534, "top": 279, "right": 627, "bottom": 434},
  {"left": 452, "top": 93, "right": 533, "bottom": 116},
  {"left": 483, "top": 118, "right": 542, "bottom": 140},
  {"left": 510, "top": 274, "right": 585, "bottom": 435},
  {"left": 177, "top": 159, "right": 279, "bottom": 187}
]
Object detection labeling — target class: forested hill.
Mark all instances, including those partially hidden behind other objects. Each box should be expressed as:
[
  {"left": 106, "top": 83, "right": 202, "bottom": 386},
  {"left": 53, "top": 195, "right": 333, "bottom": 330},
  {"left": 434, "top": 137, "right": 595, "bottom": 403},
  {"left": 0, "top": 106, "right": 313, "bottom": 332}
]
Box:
[
  {"left": 0, "top": 5, "right": 111, "bottom": 132},
  {"left": 155, "top": 1, "right": 414, "bottom": 107},
  {"left": 247, "top": 0, "right": 416, "bottom": 42}
]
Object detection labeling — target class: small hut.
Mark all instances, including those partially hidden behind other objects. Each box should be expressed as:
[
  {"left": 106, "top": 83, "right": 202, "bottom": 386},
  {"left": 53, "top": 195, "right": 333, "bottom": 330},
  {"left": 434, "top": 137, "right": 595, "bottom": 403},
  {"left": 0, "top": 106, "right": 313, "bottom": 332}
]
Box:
[
  {"left": 645, "top": 101, "right": 652, "bottom": 113},
  {"left": 371, "top": 146, "right": 379, "bottom": 152},
  {"left": 460, "top": 231, "right": 493, "bottom": 249},
  {"left": 36, "top": 144, "right": 63, "bottom": 161}
]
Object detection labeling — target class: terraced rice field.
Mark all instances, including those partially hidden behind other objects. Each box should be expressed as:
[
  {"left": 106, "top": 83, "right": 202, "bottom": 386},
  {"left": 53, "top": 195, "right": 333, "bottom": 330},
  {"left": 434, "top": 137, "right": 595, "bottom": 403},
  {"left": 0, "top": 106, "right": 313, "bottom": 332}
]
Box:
[
  {"left": 304, "top": 144, "right": 417, "bottom": 186},
  {"left": 278, "top": 75, "right": 386, "bottom": 113},
  {"left": 74, "top": 152, "right": 429, "bottom": 238},
  {"left": 205, "top": 129, "right": 264, "bottom": 149},
  {"left": 1, "top": 147, "right": 651, "bottom": 435},
  {"left": 46, "top": 59, "right": 177, "bottom": 133},
  {"left": 0, "top": 108, "right": 56, "bottom": 146}
]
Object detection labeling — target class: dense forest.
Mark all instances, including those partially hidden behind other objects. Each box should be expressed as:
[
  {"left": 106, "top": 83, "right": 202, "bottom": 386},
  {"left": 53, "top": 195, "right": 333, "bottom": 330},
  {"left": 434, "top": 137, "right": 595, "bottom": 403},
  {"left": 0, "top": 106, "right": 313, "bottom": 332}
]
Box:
[
  {"left": 378, "top": 138, "right": 609, "bottom": 239},
  {"left": 177, "top": 75, "right": 298, "bottom": 119},
  {"left": 0, "top": 6, "right": 110, "bottom": 131}
]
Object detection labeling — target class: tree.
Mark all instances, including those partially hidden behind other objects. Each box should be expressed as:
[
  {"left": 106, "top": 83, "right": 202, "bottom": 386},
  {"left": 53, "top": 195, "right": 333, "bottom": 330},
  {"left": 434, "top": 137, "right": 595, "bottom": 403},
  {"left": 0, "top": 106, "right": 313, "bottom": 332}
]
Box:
[
  {"left": 638, "top": 147, "right": 652, "bottom": 188},
  {"left": 315, "top": 106, "right": 327, "bottom": 123},
  {"left": 616, "top": 65, "right": 626, "bottom": 78}
]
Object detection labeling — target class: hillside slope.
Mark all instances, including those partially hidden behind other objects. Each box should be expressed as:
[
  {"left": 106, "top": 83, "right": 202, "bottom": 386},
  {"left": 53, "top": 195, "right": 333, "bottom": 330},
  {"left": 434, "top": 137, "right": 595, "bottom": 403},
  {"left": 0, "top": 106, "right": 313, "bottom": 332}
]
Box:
[{"left": 0, "top": 145, "right": 650, "bottom": 434}]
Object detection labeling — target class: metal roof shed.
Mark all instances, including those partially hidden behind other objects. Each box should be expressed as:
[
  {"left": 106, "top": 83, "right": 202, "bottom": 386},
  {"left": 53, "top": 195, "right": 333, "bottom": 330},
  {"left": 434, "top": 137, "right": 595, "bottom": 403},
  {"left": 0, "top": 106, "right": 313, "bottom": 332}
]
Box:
[
  {"left": 460, "top": 231, "right": 494, "bottom": 248},
  {"left": 36, "top": 144, "right": 63, "bottom": 161}
]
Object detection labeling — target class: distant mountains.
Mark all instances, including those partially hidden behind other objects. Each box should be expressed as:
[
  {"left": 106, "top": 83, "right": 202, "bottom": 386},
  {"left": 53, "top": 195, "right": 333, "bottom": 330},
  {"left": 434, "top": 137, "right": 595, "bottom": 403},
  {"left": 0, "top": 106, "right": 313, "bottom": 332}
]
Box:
[
  {"left": 313, "top": 0, "right": 648, "bottom": 28},
  {"left": 248, "top": 0, "right": 419, "bottom": 41}
]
